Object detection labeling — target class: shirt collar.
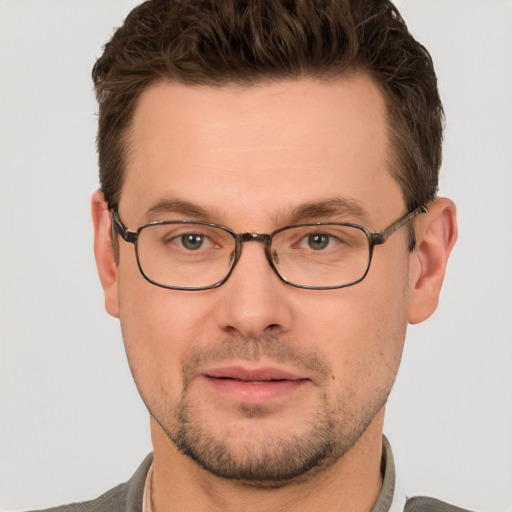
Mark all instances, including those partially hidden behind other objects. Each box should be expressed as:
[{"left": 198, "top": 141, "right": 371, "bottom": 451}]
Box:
[
  {"left": 370, "top": 436, "right": 408, "bottom": 512},
  {"left": 141, "top": 436, "right": 406, "bottom": 512}
]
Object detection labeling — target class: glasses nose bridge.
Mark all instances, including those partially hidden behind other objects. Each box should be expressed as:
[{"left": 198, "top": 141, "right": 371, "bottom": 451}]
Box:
[
  {"left": 238, "top": 232, "right": 271, "bottom": 245},
  {"left": 233, "top": 232, "right": 276, "bottom": 269}
]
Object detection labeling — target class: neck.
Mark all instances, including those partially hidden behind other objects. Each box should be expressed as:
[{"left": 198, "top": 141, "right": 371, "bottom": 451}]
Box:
[{"left": 149, "top": 413, "right": 385, "bottom": 512}]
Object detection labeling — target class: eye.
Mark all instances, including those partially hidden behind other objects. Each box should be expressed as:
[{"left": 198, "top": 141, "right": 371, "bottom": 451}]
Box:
[
  {"left": 180, "top": 233, "right": 206, "bottom": 250},
  {"left": 145, "top": 223, "right": 230, "bottom": 256},
  {"left": 274, "top": 225, "right": 366, "bottom": 259},
  {"left": 281, "top": 227, "right": 346, "bottom": 252},
  {"left": 160, "top": 229, "right": 217, "bottom": 251},
  {"left": 306, "top": 233, "right": 332, "bottom": 251}
]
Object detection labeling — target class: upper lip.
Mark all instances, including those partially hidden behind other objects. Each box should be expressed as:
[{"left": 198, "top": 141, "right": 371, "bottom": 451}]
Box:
[{"left": 204, "top": 366, "right": 306, "bottom": 381}]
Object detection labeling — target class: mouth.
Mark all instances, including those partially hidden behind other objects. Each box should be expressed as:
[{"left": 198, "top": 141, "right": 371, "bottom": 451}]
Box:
[{"left": 203, "top": 366, "right": 310, "bottom": 403}]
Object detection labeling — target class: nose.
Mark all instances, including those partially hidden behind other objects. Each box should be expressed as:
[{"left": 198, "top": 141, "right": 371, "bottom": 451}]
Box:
[{"left": 213, "top": 240, "right": 293, "bottom": 338}]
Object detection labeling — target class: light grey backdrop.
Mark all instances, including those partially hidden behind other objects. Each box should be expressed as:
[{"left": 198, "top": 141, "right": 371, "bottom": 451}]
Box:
[{"left": 1, "top": 1, "right": 511, "bottom": 511}]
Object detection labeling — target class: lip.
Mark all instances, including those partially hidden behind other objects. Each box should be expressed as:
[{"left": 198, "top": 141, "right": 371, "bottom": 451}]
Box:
[
  {"left": 203, "top": 366, "right": 310, "bottom": 403},
  {"left": 205, "top": 366, "right": 304, "bottom": 381}
]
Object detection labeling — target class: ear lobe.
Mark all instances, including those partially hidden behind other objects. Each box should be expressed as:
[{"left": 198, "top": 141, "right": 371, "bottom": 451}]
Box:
[
  {"left": 408, "top": 198, "right": 458, "bottom": 325},
  {"left": 91, "top": 190, "right": 120, "bottom": 318}
]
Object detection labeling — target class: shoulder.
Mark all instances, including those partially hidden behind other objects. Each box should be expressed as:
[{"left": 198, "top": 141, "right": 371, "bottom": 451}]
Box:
[
  {"left": 405, "top": 496, "right": 475, "bottom": 512},
  {"left": 26, "top": 453, "right": 153, "bottom": 512},
  {"left": 29, "top": 483, "right": 127, "bottom": 512}
]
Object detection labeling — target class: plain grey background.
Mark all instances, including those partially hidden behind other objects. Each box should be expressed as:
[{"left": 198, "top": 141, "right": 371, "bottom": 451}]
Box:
[{"left": 1, "top": 0, "right": 511, "bottom": 511}]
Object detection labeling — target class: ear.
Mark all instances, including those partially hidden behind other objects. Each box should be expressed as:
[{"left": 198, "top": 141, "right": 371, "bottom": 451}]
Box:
[
  {"left": 408, "top": 198, "right": 458, "bottom": 324},
  {"left": 91, "top": 190, "right": 120, "bottom": 318}
]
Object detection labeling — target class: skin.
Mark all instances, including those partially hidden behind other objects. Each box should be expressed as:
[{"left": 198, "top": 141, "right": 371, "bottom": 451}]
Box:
[{"left": 92, "top": 73, "right": 457, "bottom": 512}]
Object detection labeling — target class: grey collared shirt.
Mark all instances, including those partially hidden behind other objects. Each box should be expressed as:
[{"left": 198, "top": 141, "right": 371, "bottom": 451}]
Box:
[{"left": 31, "top": 437, "right": 472, "bottom": 512}]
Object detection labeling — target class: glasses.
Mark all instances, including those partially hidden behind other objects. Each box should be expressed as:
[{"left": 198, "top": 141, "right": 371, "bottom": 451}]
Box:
[{"left": 112, "top": 205, "right": 428, "bottom": 291}]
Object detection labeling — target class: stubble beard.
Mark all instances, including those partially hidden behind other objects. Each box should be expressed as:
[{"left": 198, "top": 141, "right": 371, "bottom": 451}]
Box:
[{"left": 147, "top": 335, "right": 391, "bottom": 488}]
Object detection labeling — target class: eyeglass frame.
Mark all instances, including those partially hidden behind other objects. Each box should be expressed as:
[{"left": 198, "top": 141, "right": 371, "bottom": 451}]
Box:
[{"left": 111, "top": 204, "right": 428, "bottom": 291}]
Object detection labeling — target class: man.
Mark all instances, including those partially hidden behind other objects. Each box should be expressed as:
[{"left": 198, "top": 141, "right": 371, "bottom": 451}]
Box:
[{"left": 39, "top": 0, "right": 460, "bottom": 510}]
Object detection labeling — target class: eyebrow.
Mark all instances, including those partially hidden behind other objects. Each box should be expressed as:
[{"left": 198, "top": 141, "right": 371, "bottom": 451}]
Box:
[
  {"left": 143, "top": 199, "right": 210, "bottom": 223},
  {"left": 143, "top": 196, "right": 370, "bottom": 226},
  {"left": 282, "top": 198, "right": 370, "bottom": 225}
]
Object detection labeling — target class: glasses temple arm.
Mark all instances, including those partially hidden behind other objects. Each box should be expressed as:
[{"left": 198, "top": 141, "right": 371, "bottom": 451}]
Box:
[
  {"left": 370, "top": 204, "right": 429, "bottom": 244},
  {"left": 112, "top": 211, "right": 138, "bottom": 244}
]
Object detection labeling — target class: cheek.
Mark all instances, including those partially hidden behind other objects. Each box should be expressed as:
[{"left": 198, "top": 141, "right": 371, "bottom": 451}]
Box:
[
  {"left": 117, "top": 246, "right": 217, "bottom": 342},
  {"left": 116, "top": 267, "right": 217, "bottom": 399},
  {"left": 299, "top": 254, "right": 409, "bottom": 392},
  {"left": 353, "top": 257, "right": 409, "bottom": 383}
]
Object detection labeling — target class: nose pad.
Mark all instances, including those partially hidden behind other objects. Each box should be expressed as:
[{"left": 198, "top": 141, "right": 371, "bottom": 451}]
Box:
[{"left": 271, "top": 249, "right": 279, "bottom": 265}]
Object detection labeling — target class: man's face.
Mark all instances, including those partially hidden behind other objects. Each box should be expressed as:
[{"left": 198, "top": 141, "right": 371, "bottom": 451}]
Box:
[{"left": 109, "top": 75, "right": 413, "bottom": 485}]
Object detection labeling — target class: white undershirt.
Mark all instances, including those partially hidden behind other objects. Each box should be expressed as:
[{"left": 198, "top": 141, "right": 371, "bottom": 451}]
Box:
[{"left": 142, "top": 463, "right": 153, "bottom": 512}]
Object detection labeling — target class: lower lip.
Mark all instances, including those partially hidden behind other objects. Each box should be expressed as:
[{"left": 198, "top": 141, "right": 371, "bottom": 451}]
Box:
[{"left": 205, "top": 376, "right": 308, "bottom": 403}]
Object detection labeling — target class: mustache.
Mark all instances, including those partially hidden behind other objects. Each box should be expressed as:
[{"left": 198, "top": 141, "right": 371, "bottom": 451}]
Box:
[{"left": 182, "top": 334, "right": 331, "bottom": 388}]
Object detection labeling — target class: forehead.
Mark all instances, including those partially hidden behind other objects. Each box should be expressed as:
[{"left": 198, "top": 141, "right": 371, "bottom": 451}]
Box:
[{"left": 121, "top": 75, "right": 403, "bottom": 226}]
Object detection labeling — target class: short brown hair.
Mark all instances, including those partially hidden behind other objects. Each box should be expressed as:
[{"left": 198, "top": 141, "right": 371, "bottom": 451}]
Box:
[{"left": 93, "top": 0, "right": 443, "bottom": 213}]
